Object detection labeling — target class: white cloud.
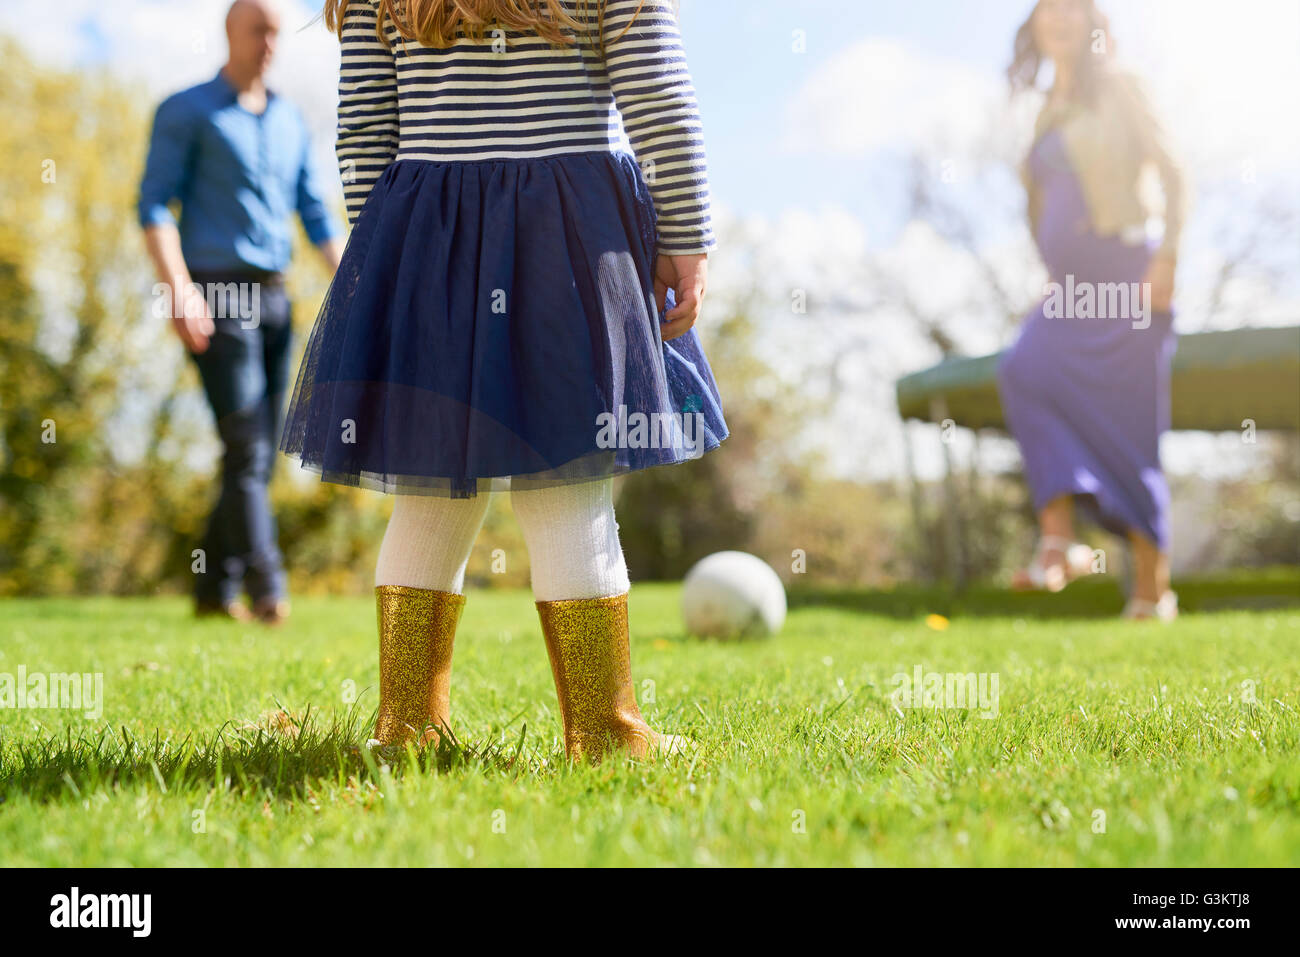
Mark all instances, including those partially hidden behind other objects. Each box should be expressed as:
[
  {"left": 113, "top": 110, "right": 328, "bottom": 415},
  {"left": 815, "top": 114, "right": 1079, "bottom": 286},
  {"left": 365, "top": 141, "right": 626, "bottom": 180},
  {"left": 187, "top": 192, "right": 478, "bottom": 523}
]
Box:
[
  {"left": 1124, "top": 0, "right": 1300, "bottom": 177},
  {"left": 781, "top": 38, "right": 1011, "bottom": 158},
  {"left": 780, "top": 6, "right": 1300, "bottom": 182}
]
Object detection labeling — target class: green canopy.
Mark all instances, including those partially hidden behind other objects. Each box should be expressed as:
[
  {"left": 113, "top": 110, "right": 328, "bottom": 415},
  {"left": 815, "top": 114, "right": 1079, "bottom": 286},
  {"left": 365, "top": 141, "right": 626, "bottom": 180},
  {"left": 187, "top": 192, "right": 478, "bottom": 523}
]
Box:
[{"left": 896, "top": 326, "right": 1300, "bottom": 432}]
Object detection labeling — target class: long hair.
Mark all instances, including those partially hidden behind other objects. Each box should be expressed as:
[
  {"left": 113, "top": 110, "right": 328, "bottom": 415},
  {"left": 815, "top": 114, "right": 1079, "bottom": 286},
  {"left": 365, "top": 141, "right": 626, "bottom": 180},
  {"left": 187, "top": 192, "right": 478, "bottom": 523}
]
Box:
[
  {"left": 323, "top": 0, "right": 647, "bottom": 49},
  {"left": 1007, "top": 0, "right": 1113, "bottom": 105}
]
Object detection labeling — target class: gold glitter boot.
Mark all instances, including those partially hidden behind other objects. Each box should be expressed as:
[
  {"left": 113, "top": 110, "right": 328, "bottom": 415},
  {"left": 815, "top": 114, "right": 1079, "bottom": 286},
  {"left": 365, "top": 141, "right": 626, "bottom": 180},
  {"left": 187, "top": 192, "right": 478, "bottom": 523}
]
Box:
[
  {"left": 536, "top": 594, "right": 689, "bottom": 762},
  {"left": 372, "top": 585, "right": 465, "bottom": 748}
]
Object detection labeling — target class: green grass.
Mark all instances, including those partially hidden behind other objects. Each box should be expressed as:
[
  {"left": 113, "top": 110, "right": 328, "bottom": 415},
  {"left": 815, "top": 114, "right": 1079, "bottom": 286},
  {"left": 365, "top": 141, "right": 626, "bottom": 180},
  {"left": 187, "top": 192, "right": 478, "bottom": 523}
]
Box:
[{"left": 1, "top": 583, "right": 1298, "bottom": 866}]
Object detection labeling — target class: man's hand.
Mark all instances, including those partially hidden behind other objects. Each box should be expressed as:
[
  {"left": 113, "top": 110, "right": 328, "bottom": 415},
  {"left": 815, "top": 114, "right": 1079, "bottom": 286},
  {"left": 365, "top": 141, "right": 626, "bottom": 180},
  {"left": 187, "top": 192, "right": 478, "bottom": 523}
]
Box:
[
  {"left": 654, "top": 253, "right": 708, "bottom": 341},
  {"left": 172, "top": 282, "right": 215, "bottom": 354},
  {"left": 144, "top": 224, "right": 213, "bottom": 353}
]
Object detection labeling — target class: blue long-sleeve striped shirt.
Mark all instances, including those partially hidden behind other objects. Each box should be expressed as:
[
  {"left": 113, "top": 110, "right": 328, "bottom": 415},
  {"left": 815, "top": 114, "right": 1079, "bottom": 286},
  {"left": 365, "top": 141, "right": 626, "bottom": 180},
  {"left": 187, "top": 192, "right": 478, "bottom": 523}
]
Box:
[
  {"left": 139, "top": 70, "right": 342, "bottom": 273},
  {"left": 335, "top": 0, "right": 715, "bottom": 255}
]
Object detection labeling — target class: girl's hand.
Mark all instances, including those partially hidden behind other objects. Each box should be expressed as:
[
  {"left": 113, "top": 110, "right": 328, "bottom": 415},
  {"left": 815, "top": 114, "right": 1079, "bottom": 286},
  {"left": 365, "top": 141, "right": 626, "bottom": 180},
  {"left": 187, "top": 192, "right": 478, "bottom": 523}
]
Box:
[
  {"left": 1143, "top": 256, "right": 1176, "bottom": 314},
  {"left": 654, "top": 253, "right": 708, "bottom": 341}
]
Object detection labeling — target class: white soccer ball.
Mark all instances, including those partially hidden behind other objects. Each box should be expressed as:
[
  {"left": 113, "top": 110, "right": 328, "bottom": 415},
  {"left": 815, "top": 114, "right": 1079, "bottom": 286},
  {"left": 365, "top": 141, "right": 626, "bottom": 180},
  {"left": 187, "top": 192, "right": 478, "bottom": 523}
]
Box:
[{"left": 682, "top": 551, "right": 787, "bottom": 640}]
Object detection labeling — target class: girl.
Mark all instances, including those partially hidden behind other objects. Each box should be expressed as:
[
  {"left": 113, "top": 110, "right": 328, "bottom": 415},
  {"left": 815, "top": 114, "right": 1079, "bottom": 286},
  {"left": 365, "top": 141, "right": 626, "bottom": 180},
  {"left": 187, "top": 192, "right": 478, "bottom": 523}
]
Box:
[
  {"left": 282, "top": 0, "right": 727, "bottom": 759},
  {"left": 998, "top": 0, "right": 1186, "bottom": 620}
]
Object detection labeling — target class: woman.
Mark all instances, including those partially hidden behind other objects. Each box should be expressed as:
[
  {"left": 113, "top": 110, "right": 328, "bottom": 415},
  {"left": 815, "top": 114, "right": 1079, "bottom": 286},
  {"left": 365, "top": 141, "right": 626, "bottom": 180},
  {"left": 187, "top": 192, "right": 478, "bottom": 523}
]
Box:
[
  {"left": 281, "top": 0, "right": 726, "bottom": 759},
  {"left": 998, "top": 0, "right": 1187, "bottom": 619}
]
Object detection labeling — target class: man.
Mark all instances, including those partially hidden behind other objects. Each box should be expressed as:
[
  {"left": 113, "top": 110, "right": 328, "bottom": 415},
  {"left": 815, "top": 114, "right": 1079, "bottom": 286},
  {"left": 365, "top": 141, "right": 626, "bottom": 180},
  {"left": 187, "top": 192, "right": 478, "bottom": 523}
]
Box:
[{"left": 139, "top": 0, "right": 345, "bottom": 624}]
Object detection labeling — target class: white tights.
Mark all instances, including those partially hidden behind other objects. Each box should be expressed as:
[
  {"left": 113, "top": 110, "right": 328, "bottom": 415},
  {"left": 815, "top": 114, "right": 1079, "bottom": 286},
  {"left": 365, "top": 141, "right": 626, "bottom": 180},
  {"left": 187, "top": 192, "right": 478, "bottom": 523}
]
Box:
[{"left": 373, "top": 479, "right": 631, "bottom": 602}]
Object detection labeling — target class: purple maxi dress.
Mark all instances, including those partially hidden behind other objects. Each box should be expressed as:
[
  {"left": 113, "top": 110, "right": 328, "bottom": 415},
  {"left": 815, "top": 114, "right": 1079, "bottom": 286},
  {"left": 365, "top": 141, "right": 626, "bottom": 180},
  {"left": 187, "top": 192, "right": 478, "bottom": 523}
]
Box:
[{"left": 997, "top": 130, "right": 1177, "bottom": 550}]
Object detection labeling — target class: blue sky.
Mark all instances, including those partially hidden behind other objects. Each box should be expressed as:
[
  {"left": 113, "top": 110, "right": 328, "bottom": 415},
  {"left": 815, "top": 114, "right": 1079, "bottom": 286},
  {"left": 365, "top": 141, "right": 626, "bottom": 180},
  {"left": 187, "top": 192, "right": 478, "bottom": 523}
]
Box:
[{"left": 681, "top": 0, "right": 1036, "bottom": 224}]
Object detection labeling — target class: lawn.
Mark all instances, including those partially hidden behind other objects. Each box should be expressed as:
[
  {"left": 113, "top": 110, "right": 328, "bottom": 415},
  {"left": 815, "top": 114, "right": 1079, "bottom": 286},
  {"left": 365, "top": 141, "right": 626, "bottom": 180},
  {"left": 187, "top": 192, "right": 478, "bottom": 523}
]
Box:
[{"left": 1, "top": 582, "right": 1298, "bottom": 867}]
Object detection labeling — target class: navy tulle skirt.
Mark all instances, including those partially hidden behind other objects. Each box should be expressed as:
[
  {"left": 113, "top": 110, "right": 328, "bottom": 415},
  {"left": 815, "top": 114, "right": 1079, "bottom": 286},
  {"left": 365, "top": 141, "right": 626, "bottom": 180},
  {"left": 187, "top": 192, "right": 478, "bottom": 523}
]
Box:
[{"left": 280, "top": 151, "right": 727, "bottom": 497}]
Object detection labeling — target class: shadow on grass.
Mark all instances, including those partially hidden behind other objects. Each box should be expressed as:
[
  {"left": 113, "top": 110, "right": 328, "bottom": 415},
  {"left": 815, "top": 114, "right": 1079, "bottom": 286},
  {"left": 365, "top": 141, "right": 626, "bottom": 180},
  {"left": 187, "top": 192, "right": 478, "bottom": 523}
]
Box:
[
  {"left": 788, "top": 567, "right": 1300, "bottom": 620},
  {"left": 0, "top": 706, "right": 545, "bottom": 805}
]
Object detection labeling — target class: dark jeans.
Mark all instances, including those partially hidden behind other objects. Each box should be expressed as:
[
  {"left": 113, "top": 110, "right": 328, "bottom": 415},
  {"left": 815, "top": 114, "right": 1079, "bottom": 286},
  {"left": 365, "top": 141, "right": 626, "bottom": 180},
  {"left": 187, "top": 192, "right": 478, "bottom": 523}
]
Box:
[{"left": 188, "top": 271, "right": 294, "bottom": 608}]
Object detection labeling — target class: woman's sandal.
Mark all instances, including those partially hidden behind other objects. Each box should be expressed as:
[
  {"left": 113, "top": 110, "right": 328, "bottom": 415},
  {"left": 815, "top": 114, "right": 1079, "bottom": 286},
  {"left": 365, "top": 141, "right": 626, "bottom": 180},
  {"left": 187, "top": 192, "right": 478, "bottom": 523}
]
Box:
[
  {"left": 1122, "top": 591, "right": 1179, "bottom": 622},
  {"left": 1012, "top": 535, "right": 1096, "bottom": 593}
]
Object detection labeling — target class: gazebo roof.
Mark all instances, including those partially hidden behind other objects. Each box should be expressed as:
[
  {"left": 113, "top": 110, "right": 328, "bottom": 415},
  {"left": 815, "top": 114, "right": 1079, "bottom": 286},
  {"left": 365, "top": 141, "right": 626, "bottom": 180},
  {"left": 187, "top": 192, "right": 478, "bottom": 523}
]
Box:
[{"left": 896, "top": 325, "right": 1300, "bottom": 432}]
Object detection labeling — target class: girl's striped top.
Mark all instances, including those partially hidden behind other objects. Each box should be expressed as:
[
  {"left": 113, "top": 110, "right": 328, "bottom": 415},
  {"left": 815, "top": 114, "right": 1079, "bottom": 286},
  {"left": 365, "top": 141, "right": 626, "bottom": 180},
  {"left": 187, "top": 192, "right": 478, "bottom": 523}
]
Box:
[{"left": 336, "top": 0, "right": 715, "bottom": 255}]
